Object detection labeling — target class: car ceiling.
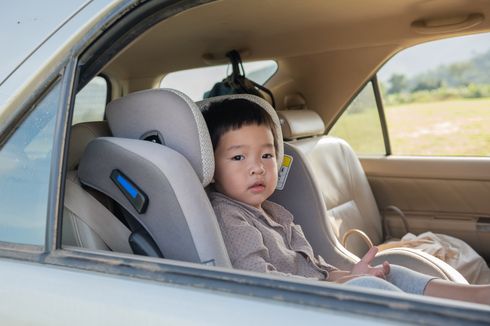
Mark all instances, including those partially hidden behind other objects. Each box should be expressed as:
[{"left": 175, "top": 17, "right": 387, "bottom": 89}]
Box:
[
  {"left": 105, "top": 0, "right": 490, "bottom": 77},
  {"left": 102, "top": 0, "right": 490, "bottom": 122}
]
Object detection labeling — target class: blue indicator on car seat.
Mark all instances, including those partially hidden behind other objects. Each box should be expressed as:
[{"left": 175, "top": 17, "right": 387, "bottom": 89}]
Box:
[
  {"left": 117, "top": 174, "right": 137, "bottom": 198},
  {"left": 110, "top": 169, "right": 148, "bottom": 214}
]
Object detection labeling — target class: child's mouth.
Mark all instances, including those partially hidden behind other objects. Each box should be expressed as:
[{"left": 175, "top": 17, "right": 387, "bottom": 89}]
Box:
[{"left": 249, "top": 182, "right": 266, "bottom": 193}]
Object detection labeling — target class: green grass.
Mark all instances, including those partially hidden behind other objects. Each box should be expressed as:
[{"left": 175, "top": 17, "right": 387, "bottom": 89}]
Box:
[
  {"left": 329, "top": 98, "right": 490, "bottom": 156},
  {"left": 329, "top": 107, "right": 385, "bottom": 155}
]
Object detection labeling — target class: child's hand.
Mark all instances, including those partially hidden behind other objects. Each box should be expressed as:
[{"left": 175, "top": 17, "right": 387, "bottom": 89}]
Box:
[
  {"left": 325, "top": 247, "right": 390, "bottom": 283},
  {"left": 350, "top": 246, "right": 390, "bottom": 279}
]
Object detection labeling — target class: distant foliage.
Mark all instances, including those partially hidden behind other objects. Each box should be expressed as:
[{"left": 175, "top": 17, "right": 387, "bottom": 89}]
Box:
[
  {"left": 384, "top": 84, "right": 490, "bottom": 106},
  {"left": 383, "top": 49, "right": 490, "bottom": 105},
  {"left": 387, "top": 74, "right": 408, "bottom": 94}
]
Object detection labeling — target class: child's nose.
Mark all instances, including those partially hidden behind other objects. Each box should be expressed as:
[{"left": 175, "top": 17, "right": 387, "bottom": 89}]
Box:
[{"left": 250, "top": 160, "right": 265, "bottom": 175}]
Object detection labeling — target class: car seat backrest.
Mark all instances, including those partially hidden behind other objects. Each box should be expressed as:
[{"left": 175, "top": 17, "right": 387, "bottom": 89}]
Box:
[
  {"left": 269, "top": 141, "right": 358, "bottom": 270},
  {"left": 267, "top": 110, "right": 357, "bottom": 269},
  {"left": 67, "top": 121, "right": 111, "bottom": 171},
  {"left": 276, "top": 110, "right": 383, "bottom": 257},
  {"left": 78, "top": 89, "right": 231, "bottom": 267},
  {"left": 295, "top": 137, "right": 384, "bottom": 254},
  {"left": 63, "top": 121, "right": 132, "bottom": 253}
]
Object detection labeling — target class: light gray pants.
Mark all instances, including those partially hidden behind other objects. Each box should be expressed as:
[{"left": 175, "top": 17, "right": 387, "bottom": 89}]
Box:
[{"left": 344, "top": 265, "right": 436, "bottom": 294}]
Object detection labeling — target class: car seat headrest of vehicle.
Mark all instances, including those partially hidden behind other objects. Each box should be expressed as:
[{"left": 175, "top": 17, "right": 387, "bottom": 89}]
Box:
[
  {"left": 106, "top": 88, "right": 214, "bottom": 186},
  {"left": 197, "top": 94, "right": 284, "bottom": 170},
  {"left": 277, "top": 110, "right": 325, "bottom": 140},
  {"left": 68, "top": 121, "right": 111, "bottom": 171}
]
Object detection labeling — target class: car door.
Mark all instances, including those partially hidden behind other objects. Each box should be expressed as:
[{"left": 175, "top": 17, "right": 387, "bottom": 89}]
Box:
[{"left": 329, "top": 32, "right": 490, "bottom": 262}]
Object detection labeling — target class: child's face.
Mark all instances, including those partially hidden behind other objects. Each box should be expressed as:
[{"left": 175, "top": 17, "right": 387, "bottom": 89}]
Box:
[{"left": 213, "top": 124, "right": 278, "bottom": 209}]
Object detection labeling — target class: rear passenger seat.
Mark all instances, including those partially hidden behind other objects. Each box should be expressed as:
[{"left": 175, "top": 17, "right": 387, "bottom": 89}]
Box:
[
  {"left": 270, "top": 109, "right": 467, "bottom": 283},
  {"left": 63, "top": 121, "right": 132, "bottom": 253}
]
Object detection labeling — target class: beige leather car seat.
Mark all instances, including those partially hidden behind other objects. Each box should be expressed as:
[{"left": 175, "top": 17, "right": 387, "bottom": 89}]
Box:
[
  {"left": 270, "top": 109, "right": 467, "bottom": 283},
  {"left": 63, "top": 121, "right": 132, "bottom": 253}
]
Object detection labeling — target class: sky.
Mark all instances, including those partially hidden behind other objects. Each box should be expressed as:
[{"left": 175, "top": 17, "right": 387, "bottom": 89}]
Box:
[
  {"left": 378, "top": 32, "right": 490, "bottom": 82},
  {"left": 0, "top": 1, "right": 87, "bottom": 83}
]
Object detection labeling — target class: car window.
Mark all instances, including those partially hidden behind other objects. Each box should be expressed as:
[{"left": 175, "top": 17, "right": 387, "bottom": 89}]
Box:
[
  {"left": 0, "top": 81, "right": 61, "bottom": 245},
  {"left": 379, "top": 32, "right": 490, "bottom": 156},
  {"left": 330, "top": 32, "right": 490, "bottom": 157},
  {"left": 72, "top": 76, "right": 108, "bottom": 125},
  {"left": 328, "top": 82, "right": 386, "bottom": 155},
  {"left": 161, "top": 60, "right": 277, "bottom": 101}
]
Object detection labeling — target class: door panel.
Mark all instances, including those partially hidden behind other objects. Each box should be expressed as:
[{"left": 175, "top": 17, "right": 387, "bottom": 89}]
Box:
[{"left": 361, "top": 156, "right": 490, "bottom": 261}]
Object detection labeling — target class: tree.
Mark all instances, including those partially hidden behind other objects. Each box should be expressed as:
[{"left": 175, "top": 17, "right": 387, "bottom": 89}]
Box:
[
  {"left": 387, "top": 73, "right": 408, "bottom": 94},
  {"left": 412, "top": 75, "right": 442, "bottom": 92}
]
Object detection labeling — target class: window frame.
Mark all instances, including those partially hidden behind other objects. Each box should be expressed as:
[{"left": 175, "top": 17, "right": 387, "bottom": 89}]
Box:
[
  {"left": 99, "top": 73, "right": 112, "bottom": 106},
  {"left": 72, "top": 74, "right": 111, "bottom": 124},
  {"left": 326, "top": 78, "right": 391, "bottom": 156},
  {"left": 371, "top": 75, "right": 392, "bottom": 155},
  {"left": 0, "top": 75, "right": 66, "bottom": 258}
]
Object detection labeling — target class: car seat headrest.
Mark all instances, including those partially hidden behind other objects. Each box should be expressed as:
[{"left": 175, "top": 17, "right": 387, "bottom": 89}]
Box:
[
  {"left": 197, "top": 94, "right": 284, "bottom": 169},
  {"left": 68, "top": 121, "right": 111, "bottom": 171},
  {"left": 277, "top": 110, "right": 325, "bottom": 140},
  {"left": 106, "top": 89, "right": 214, "bottom": 186}
]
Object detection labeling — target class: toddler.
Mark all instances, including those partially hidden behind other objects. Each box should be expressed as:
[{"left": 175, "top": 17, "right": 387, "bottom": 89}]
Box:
[{"left": 202, "top": 97, "right": 490, "bottom": 305}]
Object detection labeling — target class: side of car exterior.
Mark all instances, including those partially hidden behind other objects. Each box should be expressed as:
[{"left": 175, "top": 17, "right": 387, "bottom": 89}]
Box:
[
  {"left": 0, "top": 1, "right": 489, "bottom": 324},
  {"left": 0, "top": 1, "right": 396, "bottom": 324}
]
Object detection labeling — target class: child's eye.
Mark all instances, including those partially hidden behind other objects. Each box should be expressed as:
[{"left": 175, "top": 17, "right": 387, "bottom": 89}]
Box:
[
  {"left": 231, "top": 155, "right": 245, "bottom": 161},
  {"left": 262, "top": 153, "right": 274, "bottom": 159}
]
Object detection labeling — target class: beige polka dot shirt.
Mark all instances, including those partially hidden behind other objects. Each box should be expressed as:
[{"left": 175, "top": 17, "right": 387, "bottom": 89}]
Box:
[{"left": 209, "top": 192, "right": 337, "bottom": 280}]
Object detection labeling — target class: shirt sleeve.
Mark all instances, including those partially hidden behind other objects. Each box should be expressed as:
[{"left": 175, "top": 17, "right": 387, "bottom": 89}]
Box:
[
  {"left": 214, "top": 201, "right": 322, "bottom": 280},
  {"left": 291, "top": 223, "right": 338, "bottom": 273}
]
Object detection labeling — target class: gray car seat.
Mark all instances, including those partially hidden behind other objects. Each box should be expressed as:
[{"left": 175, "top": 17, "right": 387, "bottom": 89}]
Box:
[{"left": 77, "top": 89, "right": 231, "bottom": 267}]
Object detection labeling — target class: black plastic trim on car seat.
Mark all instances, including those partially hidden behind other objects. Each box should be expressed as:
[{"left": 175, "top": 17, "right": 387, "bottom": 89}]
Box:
[{"left": 129, "top": 229, "right": 163, "bottom": 258}]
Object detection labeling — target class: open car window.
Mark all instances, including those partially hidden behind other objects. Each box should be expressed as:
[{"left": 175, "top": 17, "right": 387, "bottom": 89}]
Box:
[
  {"left": 160, "top": 60, "right": 277, "bottom": 101},
  {"left": 72, "top": 76, "right": 109, "bottom": 124},
  {"left": 330, "top": 32, "right": 490, "bottom": 157}
]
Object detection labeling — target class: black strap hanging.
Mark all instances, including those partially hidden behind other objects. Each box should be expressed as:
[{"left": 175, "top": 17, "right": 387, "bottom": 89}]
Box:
[
  {"left": 204, "top": 49, "right": 276, "bottom": 108},
  {"left": 226, "top": 50, "right": 244, "bottom": 82}
]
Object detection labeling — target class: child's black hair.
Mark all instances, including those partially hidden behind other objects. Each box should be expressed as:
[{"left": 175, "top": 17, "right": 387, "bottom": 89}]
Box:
[{"left": 202, "top": 98, "right": 278, "bottom": 153}]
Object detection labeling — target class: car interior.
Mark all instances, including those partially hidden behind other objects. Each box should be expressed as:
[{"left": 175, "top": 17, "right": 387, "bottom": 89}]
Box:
[{"left": 63, "top": 0, "right": 490, "bottom": 290}]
